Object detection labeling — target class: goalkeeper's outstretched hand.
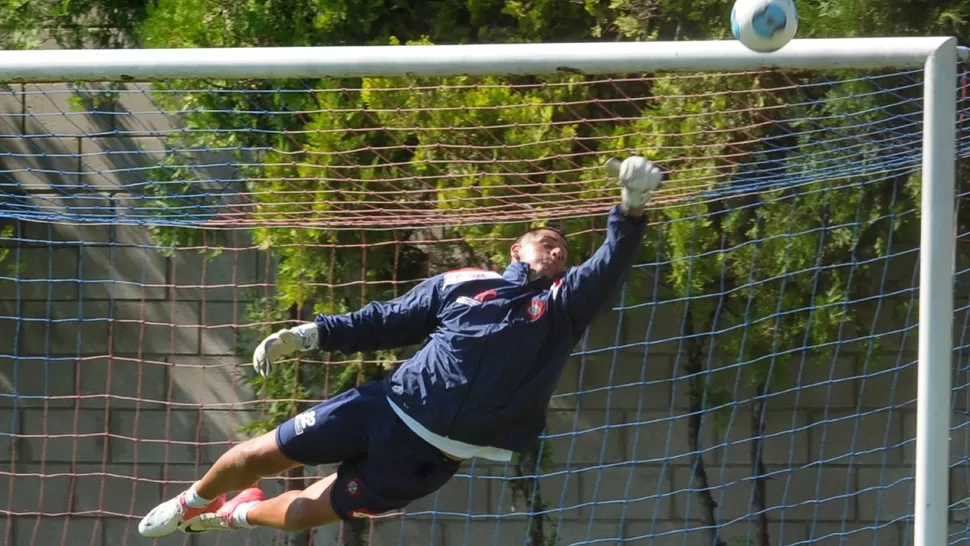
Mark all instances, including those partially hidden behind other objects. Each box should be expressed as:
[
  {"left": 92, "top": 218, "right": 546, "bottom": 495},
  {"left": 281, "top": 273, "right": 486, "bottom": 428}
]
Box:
[
  {"left": 252, "top": 323, "right": 318, "bottom": 377},
  {"left": 604, "top": 156, "right": 662, "bottom": 209}
]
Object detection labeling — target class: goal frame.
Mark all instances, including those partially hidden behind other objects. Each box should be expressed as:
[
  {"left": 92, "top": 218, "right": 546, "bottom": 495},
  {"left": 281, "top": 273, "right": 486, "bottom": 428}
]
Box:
[{"left": 0, "top": 36, "right": 963, "bottom": 545}]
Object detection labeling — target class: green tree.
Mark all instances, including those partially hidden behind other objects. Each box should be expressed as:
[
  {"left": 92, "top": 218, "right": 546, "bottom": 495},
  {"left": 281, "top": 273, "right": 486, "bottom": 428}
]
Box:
[
  {"left": 125, "top": 1, "right": 604, "bottom": 542},
  {"left": 588, "top": 68, "right": 921, "bottom": 544},
  {"left": 0, "top": 0, "right": 146, "bottom": 49},
  {"left": 598, "top": 0, "right": 970, "bottom": 41},
  {"left": 0, "top": 224, "right": 15, "bottom": 273},
  {"left": 583, "top": 1, "right": 959, "bottom": 541},
  {"left": 4, "top": 1, "right": 965, "bottom": 544}
]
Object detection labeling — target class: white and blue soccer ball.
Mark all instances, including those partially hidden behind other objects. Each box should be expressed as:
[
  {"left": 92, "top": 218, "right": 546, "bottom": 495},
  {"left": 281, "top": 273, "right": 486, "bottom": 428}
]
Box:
[{"left": 730, "top": 0, "right": 798, "bottom": 53}]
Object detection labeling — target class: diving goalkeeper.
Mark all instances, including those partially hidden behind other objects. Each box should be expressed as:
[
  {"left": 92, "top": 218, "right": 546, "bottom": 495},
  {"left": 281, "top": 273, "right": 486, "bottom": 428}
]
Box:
[{"left": 138, "top": 156, "right": 662, "bottom": 537}]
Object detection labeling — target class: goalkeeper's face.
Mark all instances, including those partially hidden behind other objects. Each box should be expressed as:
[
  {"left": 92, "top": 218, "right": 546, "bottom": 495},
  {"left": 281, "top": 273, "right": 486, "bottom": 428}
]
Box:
[{"left": 510, "top": 228, "right": 569, "bottom": 280}]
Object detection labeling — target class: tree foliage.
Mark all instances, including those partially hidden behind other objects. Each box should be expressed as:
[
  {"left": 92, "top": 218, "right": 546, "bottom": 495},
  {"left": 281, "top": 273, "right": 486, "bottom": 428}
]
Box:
[{"left": 8, "top": 0, "right": 968, "bottom": 544}]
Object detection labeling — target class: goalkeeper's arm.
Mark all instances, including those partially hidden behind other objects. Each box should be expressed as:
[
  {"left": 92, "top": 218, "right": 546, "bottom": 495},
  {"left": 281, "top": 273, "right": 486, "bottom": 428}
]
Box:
[
  {"left": 252, "top": 275, "right": 441, "bottom": 377},
  {"left": 555, "top": 156, "right": 661, "bottom": 336}
]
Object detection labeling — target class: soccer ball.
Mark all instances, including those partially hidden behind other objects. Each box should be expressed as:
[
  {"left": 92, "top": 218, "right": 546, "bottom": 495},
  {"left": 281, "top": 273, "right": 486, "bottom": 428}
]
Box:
[{"left": 730, "top": 0, "right": 798, "bottom": 53}]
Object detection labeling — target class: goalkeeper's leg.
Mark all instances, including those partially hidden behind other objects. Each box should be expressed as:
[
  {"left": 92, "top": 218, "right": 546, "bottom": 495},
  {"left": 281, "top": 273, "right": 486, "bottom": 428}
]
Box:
[
  {"left": 139, "top": 381, "right": 461, "bottom": 536},
  {"left": 138, "top": 383, "right": 365, "bottom": 539},
  {"left": 181, "top": 382, "right": 462, "bottom": 532},
  {"left": 180, "top": 472, "right": 344, "bottom": 532},
  {"left": 137, "top": 429, "right": 300, "bottom": 538},
  {"left": 182, "top": 439, "right": 461, "bottom": 533}
]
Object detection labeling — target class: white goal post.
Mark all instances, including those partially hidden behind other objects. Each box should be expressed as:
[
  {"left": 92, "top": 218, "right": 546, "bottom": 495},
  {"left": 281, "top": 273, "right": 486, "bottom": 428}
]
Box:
[{"left": 0, "top": 36, "right": 964, "bottom": 545}]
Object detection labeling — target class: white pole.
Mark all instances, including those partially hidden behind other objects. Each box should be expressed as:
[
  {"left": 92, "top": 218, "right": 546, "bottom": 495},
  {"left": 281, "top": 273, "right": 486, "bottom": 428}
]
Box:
[
  {"left": 0, "top": 37, "right": 955, "bottom": 82},
  {"left": 914, "top": 37, "right": 957, "bottom": 546}
]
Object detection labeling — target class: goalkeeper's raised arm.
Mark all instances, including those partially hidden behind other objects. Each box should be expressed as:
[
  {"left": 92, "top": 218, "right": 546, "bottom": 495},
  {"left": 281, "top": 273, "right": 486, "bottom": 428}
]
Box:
[
  {"left": 139, "top": 155, "right": 662, "bottom": 538},
  {"left": 554, "top": 156, "right": 660, "bottom": 337}
]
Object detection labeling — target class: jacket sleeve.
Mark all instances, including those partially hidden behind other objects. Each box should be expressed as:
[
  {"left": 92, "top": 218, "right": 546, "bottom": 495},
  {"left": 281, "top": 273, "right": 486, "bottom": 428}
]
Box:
[
  {"left": 555, "top": 205, "right": 647, "bottom": 336},
  {"left": 312, "top": 274, "right": 441, "bottom": 354}
]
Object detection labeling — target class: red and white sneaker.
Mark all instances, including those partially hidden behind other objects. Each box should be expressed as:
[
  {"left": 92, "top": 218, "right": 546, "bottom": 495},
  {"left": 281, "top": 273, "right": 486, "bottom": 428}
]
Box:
[
  {"left": 180, "top": 487, "right": 266, "bottom": 534},
  {"left": 138, "top": 490, "right": 226, "bottom": 538}
]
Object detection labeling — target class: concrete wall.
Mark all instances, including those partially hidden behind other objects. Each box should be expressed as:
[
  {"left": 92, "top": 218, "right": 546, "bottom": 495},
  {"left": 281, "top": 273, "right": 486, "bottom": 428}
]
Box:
[{"left": 1, "top": 44, "right": 970, "bottom": 546}]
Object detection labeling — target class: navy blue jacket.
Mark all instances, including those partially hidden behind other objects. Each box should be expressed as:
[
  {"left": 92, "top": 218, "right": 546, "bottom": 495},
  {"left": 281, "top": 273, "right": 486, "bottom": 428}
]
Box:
[{"left": 313, "top": 205, "right": 647, "bottom": 452}]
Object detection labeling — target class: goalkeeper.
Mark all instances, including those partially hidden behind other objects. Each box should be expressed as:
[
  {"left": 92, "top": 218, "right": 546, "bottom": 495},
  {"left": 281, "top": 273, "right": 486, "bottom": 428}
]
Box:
[{"left": 138, "top": 156, "right": 662, "bottom": 537}]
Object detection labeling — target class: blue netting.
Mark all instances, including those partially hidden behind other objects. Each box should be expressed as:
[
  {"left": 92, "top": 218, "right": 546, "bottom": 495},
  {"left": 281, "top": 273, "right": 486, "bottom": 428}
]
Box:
[{"left": 0, "top": 66, "right": 968, "bottom": 546}]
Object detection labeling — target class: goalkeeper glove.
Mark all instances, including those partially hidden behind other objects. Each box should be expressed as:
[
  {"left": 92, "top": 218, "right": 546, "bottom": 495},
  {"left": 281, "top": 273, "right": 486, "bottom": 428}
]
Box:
[
  {"left": 252, "top": 322, "right": 318, "bottom": 378},
  {"left": 604, "top": 156, "right": 663, "bottom": 209}
]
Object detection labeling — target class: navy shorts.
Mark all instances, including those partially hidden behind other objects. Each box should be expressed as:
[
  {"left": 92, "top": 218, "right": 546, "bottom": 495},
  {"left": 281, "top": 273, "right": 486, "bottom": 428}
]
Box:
[{"left": 275, "top": 381, "right": 462, "bottom": 521}]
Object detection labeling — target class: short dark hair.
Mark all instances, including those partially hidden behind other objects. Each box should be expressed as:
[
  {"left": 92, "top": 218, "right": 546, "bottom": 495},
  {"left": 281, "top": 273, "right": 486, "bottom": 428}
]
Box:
[{"left": 514, "top": 223, "right": 567, "bottom": 247}]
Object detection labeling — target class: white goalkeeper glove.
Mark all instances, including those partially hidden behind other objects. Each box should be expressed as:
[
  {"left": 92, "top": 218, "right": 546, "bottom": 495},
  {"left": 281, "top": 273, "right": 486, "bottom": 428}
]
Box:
[
  {"left": 604, "top": 156, "right": 663, "bottom": 209},
  {"left": 252, "top": 322, "right": 318, "bottom": 378}
]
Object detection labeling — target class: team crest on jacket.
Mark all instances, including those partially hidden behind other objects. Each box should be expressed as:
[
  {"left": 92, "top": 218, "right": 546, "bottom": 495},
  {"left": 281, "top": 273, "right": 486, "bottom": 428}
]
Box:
[
  {"left": 526, "top": 298, "right": 546, "bottom": 321},
  {"left": 346, "top": 478, "right": 361, "bottom": 496}
]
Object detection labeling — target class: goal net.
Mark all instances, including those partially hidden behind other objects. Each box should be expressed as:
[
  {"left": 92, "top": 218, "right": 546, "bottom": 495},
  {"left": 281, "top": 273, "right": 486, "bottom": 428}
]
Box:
[{"left": 0, "top": 43, "right": 968, "bottom": 546}]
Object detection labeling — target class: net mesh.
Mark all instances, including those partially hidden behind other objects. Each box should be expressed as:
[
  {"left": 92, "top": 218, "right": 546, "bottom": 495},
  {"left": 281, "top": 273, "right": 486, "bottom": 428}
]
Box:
[{"left": 0, "top": 63, "right": 968, "bottom": 546}]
